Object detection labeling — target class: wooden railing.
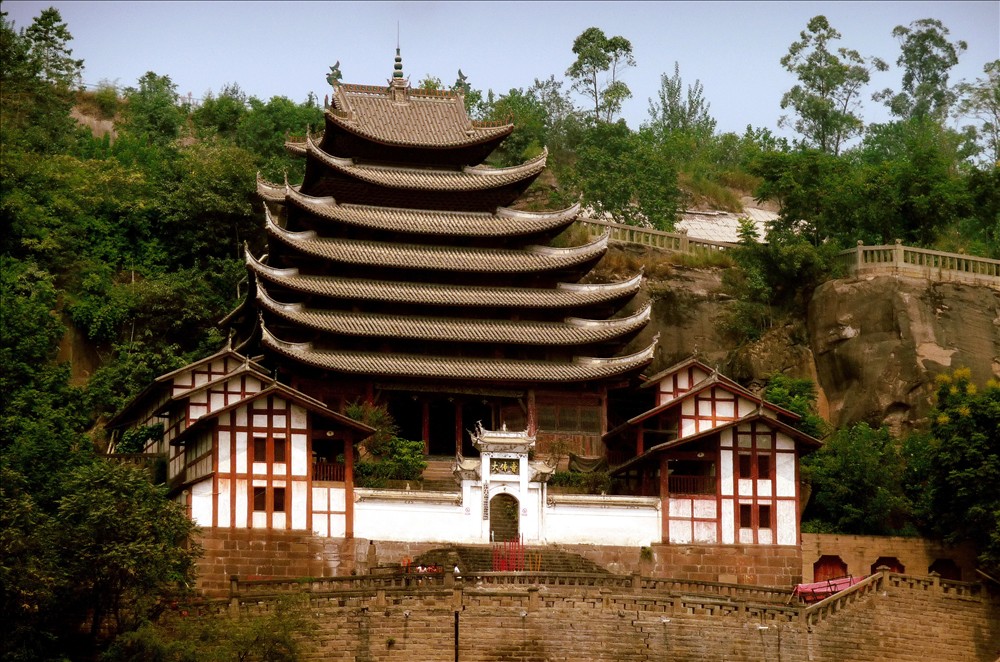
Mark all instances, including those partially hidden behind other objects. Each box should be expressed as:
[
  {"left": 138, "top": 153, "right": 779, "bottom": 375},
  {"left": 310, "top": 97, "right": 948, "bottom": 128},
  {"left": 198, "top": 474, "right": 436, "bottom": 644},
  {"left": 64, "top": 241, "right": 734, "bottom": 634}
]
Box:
[
  {"left": 668, "top": 474, "right": 716, "bottom": 495},
  {"left": 312, "top": 461, "right": 345, "bottom": 482},
  {"left": 837, "top": 240, "right": 1000, "bottom": 289}
]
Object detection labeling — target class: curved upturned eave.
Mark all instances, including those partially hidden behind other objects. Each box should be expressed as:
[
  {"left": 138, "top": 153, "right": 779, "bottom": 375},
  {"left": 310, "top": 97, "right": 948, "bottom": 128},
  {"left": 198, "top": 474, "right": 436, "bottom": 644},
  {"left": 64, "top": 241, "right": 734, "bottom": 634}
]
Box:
[
  {"left": 323, "top": 108, "right": 514, "bottom": 149},
  {"left": 257, "top": 174, "right": 293, "bottom": 202},
  {"left": 260, "top": 323, "right": 658, "bottom": 382},
  {"left": 246, "top": 251, "right": 642, "bottom": 309},
  {"left": 305, "top": 134, "right": 547, "bottom": 192},
  {"left": 265, "top": 210, "right": 608, "bottom": 274},
  {"left": 285, "top": 187, "right": 580, "bottom": 238},
  {"left": 256, "top": 282, "right": 651, "bottom": 345}
]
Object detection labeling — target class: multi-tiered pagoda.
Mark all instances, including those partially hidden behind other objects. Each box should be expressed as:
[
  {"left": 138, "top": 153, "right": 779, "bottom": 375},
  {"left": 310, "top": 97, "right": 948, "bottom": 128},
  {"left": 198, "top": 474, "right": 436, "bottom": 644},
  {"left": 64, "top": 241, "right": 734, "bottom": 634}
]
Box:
[{"left": 225, "top": 52, "right": 655, "bottom": 458}]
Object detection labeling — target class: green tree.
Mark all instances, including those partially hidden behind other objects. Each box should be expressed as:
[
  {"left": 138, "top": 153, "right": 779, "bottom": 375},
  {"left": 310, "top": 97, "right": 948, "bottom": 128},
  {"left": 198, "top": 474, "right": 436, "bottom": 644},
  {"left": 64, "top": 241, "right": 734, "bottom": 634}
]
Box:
[
  {"left": 235, "top": 94, "right": 323, "bottom": 180},
  {"left": 763, "top": 374, "right": 828, "bottom": 438},
  {"left": 566, "top": 27, "right": 636, "bottom": 122},
  {"left": 192, "top": 82, "right": 248, "bottom": 139},
  {"left": 721, "top": 219, "right": 838, "bottom": 341},
  {"left": 417, "top": 74, "right": 443, "bottom": 91},
  {"left": 56, "top": 461, "right": 200, "bottom": 642},
  {"left": 482, "top": 87, "right": 547, "bottom": 166},
  {"left": 922, "top": 369, "right": 1000, "bottom": 574},
  {"left": 779, "top": 15, "right": 887, "bottom": 155},
  {"left": 801, "top": 422, "right": 912, "bottom": 535},
  {"left": 0, "top": 8, "right": 83, "bottom": 152},
  {"left": 875, "top": 18, "right": 966, "bottom": 121},
  {"left": 646, "top": 62, "right": 716, "bottom": 141},
  {"left": 565, "top": 120, "right": 680, "bottom": 229},
  {"left": 956, "top": 59, "right": 1000, "bottom": 166},
  {"left": 119, "top": 72, "right": 186, "bottom": 146},
  {"left": 23, "top": 6, "right": 82, "bottom": 87}
]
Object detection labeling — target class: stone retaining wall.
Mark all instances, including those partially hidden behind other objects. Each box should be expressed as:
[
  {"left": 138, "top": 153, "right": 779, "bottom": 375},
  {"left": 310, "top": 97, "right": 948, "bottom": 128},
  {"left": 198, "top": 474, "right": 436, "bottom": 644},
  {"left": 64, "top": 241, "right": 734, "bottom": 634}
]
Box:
[{"left": 222, "top": 572, "right": 999, "bottom": 661}]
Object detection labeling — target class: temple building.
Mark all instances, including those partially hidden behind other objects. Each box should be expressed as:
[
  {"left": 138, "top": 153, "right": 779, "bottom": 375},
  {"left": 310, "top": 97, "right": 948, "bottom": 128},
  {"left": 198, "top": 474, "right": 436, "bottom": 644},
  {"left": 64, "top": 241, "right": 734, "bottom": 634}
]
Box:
[
  {"left": 222, "top": 49, "right": 656, "bottom": 460},
  {"left": 109, "top": 53, "right": 823, "bottom": 588}
]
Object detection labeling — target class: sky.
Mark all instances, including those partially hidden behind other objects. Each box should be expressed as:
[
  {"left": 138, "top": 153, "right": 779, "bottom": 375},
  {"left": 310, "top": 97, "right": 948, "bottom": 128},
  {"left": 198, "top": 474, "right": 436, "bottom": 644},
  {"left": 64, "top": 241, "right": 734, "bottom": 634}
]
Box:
[{"left": 5, "top": 1, "right": 999, "bottom": 138}]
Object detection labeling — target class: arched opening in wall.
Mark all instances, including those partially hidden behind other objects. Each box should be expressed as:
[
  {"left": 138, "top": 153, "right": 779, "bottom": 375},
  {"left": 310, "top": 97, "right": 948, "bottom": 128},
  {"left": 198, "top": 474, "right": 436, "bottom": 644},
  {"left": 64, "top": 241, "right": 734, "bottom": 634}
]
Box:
[
  {"left": 813, "top": 555, "right": 849, "bottom": 581},
  {"left": 870, "top": 556, "right": 905, "bottom": 574},
  {"left": 489, "top": 493, "right": 519, "bottom": 542},
  {"left": 928, "top": 558, "right": 961, "bottom": 581}
]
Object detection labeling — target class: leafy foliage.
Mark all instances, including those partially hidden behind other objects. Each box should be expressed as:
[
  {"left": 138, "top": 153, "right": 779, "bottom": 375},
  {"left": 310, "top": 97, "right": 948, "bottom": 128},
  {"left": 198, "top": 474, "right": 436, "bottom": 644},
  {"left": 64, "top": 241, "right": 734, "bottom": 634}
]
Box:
[
  {"left": 956, "top": 59, "right": 1000, "bottom": 166},
  {"left": 345, "top": 401, "right": 427, "bottom": 486},
  {"left": 561, "top": 120, "right": 681, "bottom": 229},
  {"left": 56, "top": 462, "right": 201, "bottom": 640},
  {"left": 102, "top": 595, "right": 314, "bottom": 662},
  {"left": 801, "top": 423, "right": 912, "bottom": 535},
  {"left": 721, "top": 220, "right": 839, "bottom": 342},
  {"left": 921, "top": 370, "right": 1000, "bottom": 574},
  {"left": 763, "top": 374, "right": 828, "bottom": 438},
  {"left": 566, "top": 27, "right": 635, "bottom": 122},
  {"left": 875, "top": 18, "right": 966, "bottom": 121},
  {"left": 779, "top": 15, "right": 887, "bottom": 155}
]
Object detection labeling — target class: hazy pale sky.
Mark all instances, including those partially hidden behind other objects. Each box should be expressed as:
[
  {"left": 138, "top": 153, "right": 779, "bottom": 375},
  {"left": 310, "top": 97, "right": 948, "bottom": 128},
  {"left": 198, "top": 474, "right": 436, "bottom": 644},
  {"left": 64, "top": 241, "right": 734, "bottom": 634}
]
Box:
[{"left": 5, "top": 1, "right": 999, "bottom": 137}]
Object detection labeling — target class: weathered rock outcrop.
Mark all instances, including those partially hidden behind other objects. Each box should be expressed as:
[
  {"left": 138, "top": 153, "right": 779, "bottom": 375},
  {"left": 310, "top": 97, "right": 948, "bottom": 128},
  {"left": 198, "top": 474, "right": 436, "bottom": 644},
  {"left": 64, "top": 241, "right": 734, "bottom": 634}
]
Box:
[
  {"left": 807, "top": 274, "right": 1000, "bottom": 431},
  {"left": 637, "top": 266, "right": 999, "bottom": 433}
]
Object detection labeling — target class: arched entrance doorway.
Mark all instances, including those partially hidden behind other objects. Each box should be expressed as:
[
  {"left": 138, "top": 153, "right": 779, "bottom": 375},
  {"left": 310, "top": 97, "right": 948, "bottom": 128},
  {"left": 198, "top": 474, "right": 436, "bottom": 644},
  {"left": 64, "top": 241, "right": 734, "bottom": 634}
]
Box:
[
  {"left": 489, "top": 493, "right": 519, "bottom": 542},
  {"left": 813, "top": 554, "right": 849, "bottom": 581}
]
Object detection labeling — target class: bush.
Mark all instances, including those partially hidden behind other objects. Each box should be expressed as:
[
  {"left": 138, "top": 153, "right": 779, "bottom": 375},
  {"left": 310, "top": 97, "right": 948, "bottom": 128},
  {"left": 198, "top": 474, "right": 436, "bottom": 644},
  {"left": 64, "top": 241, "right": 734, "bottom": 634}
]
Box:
[
  {"left": 354, "top": 436, "right": 427, "bottom": 487},
  {"left": 548, "top": 471, "right": 611, "bottom": 494}
]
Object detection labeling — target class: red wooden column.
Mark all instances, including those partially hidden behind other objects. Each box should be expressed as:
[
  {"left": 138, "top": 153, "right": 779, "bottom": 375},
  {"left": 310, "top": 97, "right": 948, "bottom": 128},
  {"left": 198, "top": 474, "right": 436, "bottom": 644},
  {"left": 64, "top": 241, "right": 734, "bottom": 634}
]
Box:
[
  {"left": 454, "top": 401, "right": 463, "bottom": 456},
  {"left": 344, "top": 436, "right": 354, "bottom": 538},
  {"left": 422, "top": 400, "right": 431, "bottom": 455},
  {"left": 526, "top": 389, "right": 536, "bottom": 435},
  {"left": 659, "top": 456, "right": 670, "bottom": 544}
]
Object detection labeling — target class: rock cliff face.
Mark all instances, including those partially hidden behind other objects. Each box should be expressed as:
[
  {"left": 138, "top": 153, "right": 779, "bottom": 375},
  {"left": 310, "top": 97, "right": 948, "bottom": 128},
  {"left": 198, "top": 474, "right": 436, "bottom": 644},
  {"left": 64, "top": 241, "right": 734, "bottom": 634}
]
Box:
[
  {"left": 807, "top": 275, "right": 1000, "bottom": 431},
  {"left": 638, "top": 267, "right": 1000, "bottom": 433}
]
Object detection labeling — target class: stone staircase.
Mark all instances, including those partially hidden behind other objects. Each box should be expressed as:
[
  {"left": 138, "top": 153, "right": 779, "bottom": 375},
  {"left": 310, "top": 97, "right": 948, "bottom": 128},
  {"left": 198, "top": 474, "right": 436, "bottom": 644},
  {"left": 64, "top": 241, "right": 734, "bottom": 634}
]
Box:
[
  {"left": 413, "top": 544, "right": 611, "bottom": 575},
  {"left": 418, "top": 457, "right": 460, "bottom": 491}
]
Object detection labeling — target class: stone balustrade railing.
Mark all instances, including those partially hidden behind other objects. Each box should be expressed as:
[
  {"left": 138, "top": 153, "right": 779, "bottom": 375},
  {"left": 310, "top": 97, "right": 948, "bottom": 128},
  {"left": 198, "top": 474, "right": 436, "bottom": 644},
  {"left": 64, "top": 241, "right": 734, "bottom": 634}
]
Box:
[
  {"left": 575, "top": 218, "right": 732, "bottom": 253},
  {"left": 577, "top": 216, "right": 1000, "bottom": 289},
  {"left": 837, "top": 240, "right": 1000, "bottom": 289}
]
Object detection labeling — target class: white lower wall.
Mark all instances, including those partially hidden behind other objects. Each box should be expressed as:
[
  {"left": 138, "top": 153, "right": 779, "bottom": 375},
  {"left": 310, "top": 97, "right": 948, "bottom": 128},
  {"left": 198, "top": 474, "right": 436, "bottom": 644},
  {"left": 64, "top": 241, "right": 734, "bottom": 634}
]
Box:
[
  {"left": 349, "top": 488, "right": 660, "bottom": 547},
  {"left": 543, "top": 495, "right": 660, "bottom": 546},
  {"left": 190, "top": 478, "right": 213, "bottom": 526},
  {"left": 354, "top": 492, "right": 472, "bottom": 542}
]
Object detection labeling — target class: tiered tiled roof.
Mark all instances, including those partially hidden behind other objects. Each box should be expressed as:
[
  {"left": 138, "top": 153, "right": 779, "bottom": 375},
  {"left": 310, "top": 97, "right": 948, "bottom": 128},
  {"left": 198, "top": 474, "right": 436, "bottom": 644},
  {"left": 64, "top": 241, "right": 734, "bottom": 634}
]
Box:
[
  {"left": 256, "top": 285, "right": 651, "bottom": 345},
  {"left": 246, "top": 252, "right": 643, "bottom": 309},
  {"left": 261, "top": 324, "right": 657, "bottom": 382},
  {"left": 227, "top": 54, "right": 655, "bottom": 386},
  {"left": 265, "top": 208, "right": 609, "bottom": 274},
  {"left": 284, "top": 186, "right": 580, "bottom": 238},
  {"left": 325, "top": 84, "right": 513, "bottom": 148},
  {"left": 304, "top": 135, "right": 548, "bottom": 191}
]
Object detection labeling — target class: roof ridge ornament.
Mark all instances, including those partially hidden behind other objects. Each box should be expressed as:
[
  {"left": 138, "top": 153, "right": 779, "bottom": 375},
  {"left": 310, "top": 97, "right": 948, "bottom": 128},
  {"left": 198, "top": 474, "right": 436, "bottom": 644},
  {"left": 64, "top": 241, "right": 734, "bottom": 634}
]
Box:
[
  {"left": 326, "top": 61, "right": 342, "bottom": 89},
  {"left": 389, "top": 46, "right": 408, "bottom": 102}
]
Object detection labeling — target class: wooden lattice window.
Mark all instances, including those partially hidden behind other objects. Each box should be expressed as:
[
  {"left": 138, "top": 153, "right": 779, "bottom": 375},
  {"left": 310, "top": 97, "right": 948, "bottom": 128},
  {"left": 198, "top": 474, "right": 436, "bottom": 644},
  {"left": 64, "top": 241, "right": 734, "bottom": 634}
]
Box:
[
  {"left": 253, "top": 437, "right": 267, "bottom": 462},
  {"left": 253, "top": 486, "right": 267, "bottom": 512},
  {"left": 758, "top": 505, "right": 772, "bottom": 529}
]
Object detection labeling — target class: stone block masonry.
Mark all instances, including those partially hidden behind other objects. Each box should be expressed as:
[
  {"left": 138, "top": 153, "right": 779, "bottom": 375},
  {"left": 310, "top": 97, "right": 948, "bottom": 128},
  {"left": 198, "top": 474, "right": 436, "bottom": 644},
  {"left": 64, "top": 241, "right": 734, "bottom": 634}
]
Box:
[{"left": 225, "top": 572, "right": 999, "bottom": 661}]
